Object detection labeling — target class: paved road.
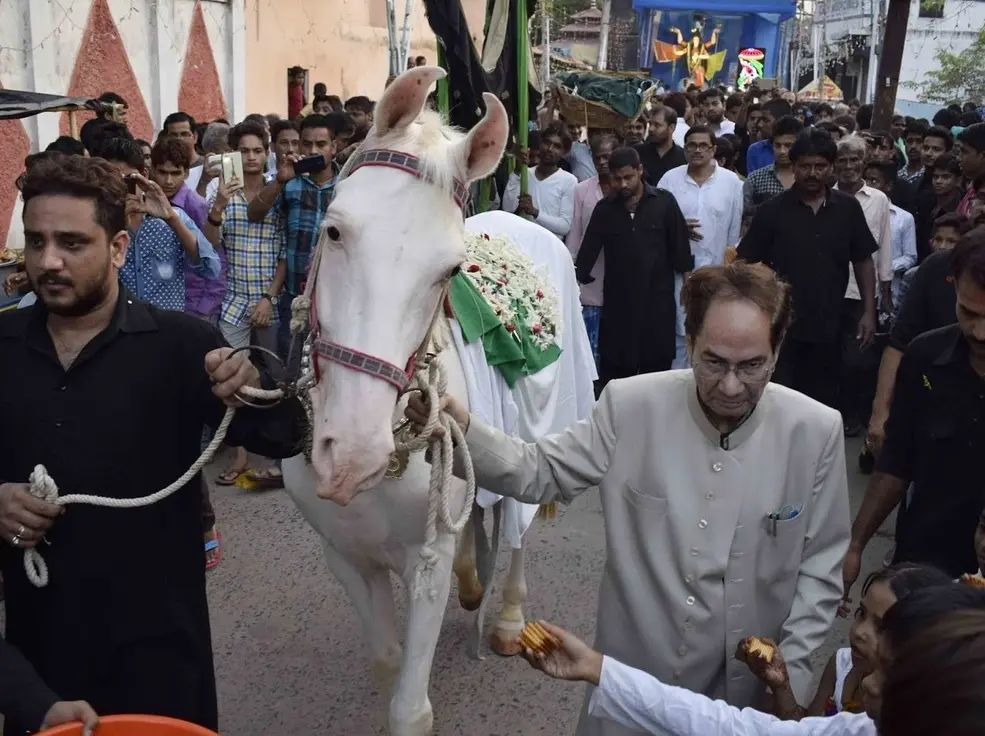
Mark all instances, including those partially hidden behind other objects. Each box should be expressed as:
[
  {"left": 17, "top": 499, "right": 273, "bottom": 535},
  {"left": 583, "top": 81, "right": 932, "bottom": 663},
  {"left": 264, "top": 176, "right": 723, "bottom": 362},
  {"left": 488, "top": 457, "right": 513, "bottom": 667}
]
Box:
[{"left": 206, "top": 436, "right": 893, "bottom": 735}]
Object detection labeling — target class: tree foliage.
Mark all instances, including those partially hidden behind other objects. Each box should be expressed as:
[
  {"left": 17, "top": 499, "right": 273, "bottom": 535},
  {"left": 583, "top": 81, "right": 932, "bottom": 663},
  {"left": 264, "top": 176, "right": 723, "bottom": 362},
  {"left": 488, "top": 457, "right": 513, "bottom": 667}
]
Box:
[{"left": 908, "top": 27, "right": 985, "bottom": 103}]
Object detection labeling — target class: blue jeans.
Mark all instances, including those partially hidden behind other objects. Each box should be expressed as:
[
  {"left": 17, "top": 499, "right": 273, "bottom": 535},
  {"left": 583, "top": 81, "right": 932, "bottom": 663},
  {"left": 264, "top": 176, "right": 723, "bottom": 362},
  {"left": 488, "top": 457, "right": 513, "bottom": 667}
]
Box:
[{"left": 582, "top": 306, "right": 601, "bottom": 370}]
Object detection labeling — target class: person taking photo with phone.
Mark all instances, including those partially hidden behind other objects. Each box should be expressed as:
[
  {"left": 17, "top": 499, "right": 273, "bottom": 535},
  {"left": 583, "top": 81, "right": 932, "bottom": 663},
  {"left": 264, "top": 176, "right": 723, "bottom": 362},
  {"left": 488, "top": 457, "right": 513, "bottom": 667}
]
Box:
[
  {"left": 246, "top": 114, "right": 339, "bottom": 375},
  {"left": 203, "top": 120, "right": 287, "bottom": 491},
  {"left": 100, "top": 137, "right": 221, "bottom": 313}
]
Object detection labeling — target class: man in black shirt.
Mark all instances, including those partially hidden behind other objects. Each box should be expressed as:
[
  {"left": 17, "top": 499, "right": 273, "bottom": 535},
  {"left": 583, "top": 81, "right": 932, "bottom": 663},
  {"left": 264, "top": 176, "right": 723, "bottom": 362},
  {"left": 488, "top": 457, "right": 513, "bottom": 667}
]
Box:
[
  {"left": 845, "top": 227, "right": 985, "bottom": 583},
  {"left": 575, "top": 147, "right": 692, "bottom": 391},
  {"left": 634, "top": 105, "right": 686, "bottom": 187},
  {"left": 737, "top": 129, "right": 878, "bottom": 409},
  {"left": 867, "top": 214, "right": 972, "bottom": 454},
  {"left": 0, "top": 156, "right": 305, "bottom": 733}
]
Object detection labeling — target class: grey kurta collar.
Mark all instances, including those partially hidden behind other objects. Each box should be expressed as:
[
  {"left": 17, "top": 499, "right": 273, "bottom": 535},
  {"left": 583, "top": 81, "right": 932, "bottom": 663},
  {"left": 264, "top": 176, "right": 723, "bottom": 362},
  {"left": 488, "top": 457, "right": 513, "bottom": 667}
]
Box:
[{"left": 685, "top": 374, "right": 769, "bottom": 451}]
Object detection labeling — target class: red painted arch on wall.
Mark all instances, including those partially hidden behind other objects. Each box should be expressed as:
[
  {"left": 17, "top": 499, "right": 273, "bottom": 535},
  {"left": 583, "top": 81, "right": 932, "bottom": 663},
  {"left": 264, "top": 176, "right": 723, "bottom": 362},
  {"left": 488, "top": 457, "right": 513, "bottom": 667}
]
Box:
[
  {"left": 59, "top": 0, "right": 154, "bottom": 142},
  {"left": 0, "top": 83, "right": 31, "bottom": 248},
  {"left": 177, "top": 2, "right": 229, "bottom": 124}
]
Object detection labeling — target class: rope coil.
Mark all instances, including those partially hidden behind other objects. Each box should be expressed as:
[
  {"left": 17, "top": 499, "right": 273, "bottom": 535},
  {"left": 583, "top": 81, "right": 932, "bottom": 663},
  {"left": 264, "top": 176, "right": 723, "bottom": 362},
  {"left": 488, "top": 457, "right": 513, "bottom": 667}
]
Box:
[
  {"left": 393, "top": 356, "right": 476, "bottom": 600},
  {"left": 22, "top": 313, "right": 472, "bottom": 593},
  {"left": 23, "top": 402, "right": 244, "bottom": 587}
]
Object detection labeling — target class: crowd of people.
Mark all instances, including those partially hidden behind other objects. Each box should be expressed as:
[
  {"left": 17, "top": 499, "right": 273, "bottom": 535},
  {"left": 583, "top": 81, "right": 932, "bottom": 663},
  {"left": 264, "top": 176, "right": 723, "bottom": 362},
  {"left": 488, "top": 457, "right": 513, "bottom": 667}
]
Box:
[
  {"left": 0, "top": 69, "right": 984, "bottom": 736},
  {"left": 405, "top": 82, "right": 985, "bottom": 734}
]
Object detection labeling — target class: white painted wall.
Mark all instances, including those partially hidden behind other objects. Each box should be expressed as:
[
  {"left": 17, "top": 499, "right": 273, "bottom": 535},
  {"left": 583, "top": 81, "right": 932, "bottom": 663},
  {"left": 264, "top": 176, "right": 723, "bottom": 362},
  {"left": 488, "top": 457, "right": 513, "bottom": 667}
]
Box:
[
  {"left": 897, "top": 0, "right": 985, "bottom": 107},
  {"left": 0, "top": 0, "right": 241, "bottom": 248},
  {"left": 0, "top": 0, "right": 240, "bottom": 152}
]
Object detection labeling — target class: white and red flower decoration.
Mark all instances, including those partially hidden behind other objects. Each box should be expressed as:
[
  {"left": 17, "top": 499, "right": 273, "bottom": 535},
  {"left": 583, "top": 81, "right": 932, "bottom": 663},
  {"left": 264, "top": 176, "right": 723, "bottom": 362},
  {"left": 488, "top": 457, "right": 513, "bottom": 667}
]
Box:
[{"left": 462, "top": 232, "right": 561, "bottom": 351}]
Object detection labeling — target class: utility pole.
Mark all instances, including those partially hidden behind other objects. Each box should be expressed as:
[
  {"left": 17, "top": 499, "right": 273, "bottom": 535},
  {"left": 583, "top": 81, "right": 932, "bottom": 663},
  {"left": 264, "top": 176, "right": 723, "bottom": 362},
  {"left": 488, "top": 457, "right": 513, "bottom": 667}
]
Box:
[
  {"left": 386, "top": 0, "right": 399, "bottom": 76},
  {"left": 866, "top": 0, "right": 879, "bottom": 103},
  {"left": 872, "top": 0, "right": 909, "bottom": 130},
  {"left": 398, "top": 0, "right": 416, "bottom": 72},
  {"left": 597, "top": 0, "right": 611, "bottom": 70}
]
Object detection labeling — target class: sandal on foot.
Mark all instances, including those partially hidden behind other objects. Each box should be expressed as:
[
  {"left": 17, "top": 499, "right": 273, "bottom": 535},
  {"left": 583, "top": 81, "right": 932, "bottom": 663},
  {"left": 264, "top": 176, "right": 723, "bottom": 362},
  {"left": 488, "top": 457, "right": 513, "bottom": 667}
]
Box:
[
  {"left": 244, "top": 467, "right": 284, "bottom": 491},
  {"left": 205, "top": 530, "right": 222, "bottom": 570},
  {"left": 215, "top": 468, "right": 245, "bottom": 486}
]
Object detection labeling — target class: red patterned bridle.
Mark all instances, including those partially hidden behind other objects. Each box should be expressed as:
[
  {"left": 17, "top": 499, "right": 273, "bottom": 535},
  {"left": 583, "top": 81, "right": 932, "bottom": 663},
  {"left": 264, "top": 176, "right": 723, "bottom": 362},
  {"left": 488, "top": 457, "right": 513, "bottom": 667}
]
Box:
[{"left": 306, "top": 148, "right": 470, "bottom": 392}]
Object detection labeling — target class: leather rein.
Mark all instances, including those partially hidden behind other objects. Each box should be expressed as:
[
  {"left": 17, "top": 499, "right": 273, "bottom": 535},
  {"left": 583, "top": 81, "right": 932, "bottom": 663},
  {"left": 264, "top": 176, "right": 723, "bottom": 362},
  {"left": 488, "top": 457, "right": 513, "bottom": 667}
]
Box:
[{"left": 305, "top": 148, "right": 470, "bottom": 392}]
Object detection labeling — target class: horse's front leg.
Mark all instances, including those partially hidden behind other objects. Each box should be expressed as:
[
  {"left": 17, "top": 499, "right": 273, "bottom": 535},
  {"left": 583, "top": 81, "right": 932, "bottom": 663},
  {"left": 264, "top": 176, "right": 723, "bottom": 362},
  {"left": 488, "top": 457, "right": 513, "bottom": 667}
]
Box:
[
  {"left": 453, "top": 511, "right": 483, "bottom": 611},
  {"left": 390, "top": 531, "right": 456, "bottom": 736},
  {"left": 489, "top": 545, "right": 527, "bottom": 656}
]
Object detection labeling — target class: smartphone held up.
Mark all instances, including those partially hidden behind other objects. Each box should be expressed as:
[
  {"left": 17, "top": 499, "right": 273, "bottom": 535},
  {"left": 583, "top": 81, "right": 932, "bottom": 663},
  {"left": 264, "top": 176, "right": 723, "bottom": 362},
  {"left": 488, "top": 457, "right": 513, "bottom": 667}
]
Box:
[{"left": 293, "top": 154, "right": 328, "bottom": 176}]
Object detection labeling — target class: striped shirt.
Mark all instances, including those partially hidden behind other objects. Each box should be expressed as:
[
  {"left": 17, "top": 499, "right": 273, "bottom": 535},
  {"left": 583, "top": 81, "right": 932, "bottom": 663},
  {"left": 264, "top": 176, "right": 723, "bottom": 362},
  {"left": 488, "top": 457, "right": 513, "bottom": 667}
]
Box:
[
  {"left": 273, "top": 175, "right": 336, "bottom": 296},
  {"left": 207, "top": 174, "right": 282, "bottom": 326}
]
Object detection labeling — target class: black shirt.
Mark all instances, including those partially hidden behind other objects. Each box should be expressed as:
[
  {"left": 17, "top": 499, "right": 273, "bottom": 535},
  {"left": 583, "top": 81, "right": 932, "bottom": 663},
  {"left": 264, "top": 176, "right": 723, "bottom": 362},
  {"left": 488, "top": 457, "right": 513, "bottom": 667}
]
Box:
[
  {"left": 0, "top": 290, "right": 305, "bottom": 731},
  {"left": 634, "top": 142, "right": 687, "bottom": 187},
  {"left": 889, "top": 249, "right": 957, "bottom": 352},
  {"left": 877, "top": 324, "right": 985, "bottom": 577},
  {"left": 0, "top": 639, "right": 58, "bottom": 732},
  {"left": 575, "top": 185, "right": 693, "bottom": 370},
  {"left": 913, "top": 188, "right": 962, "bottom": 263},
  {"left": 737, "top": 187, "right": 878, "bottom": 344}
]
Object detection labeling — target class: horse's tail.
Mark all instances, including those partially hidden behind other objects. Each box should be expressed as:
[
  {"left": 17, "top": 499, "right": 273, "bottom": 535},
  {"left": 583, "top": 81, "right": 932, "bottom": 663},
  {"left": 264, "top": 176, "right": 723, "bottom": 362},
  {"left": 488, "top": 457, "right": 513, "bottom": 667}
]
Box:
[{"left": 466, "top": 501, "right": 502, "bottom": 660}]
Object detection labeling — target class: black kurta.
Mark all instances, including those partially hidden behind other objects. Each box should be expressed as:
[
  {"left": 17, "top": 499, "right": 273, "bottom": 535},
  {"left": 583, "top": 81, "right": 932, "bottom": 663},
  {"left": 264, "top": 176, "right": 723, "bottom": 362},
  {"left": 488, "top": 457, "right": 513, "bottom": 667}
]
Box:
[
  {"left": 574, "top": 185, "right": 693, "bottom": 375},
  {"left": 0, "top": 291, "right": 306, "bottom": 734}
]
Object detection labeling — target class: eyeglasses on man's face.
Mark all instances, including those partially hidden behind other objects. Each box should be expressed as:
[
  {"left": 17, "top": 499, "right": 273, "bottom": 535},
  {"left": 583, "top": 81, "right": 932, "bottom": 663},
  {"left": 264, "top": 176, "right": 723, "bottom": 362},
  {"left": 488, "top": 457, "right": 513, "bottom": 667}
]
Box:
[
  {"left": 693, "top": 357, "right": 773, "bottom": 384},
  {"left": 685, "top": 142, "right": 714, "bottom": 152}
]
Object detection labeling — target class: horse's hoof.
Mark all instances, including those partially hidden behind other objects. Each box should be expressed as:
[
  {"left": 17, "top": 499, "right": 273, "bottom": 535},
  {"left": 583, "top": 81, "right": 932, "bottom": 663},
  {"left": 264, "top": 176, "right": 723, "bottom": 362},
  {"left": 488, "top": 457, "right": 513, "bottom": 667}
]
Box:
[
  {"left": 490, "top": 629, "right": 523, "bottom": 657},
  {"left": 458, "top": 591, "right": 483, "bottom": 611},
  {"left": 390, "top": 700, "right": 433, "bottom": 736}
]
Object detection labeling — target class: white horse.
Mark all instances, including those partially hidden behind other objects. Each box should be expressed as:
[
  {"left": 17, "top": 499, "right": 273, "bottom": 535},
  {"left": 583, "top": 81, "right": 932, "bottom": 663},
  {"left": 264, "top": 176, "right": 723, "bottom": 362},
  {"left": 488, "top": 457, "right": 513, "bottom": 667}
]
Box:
[{"left": 281, "top": 66, "right": 593, "bottom": 736}]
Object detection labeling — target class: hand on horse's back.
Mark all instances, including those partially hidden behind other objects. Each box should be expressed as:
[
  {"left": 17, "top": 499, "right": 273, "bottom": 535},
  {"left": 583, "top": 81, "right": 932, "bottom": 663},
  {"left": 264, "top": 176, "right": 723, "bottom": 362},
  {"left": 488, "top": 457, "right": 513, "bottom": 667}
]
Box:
[{"left": 405, "top": 394, "right": 469, "bottom": 437}]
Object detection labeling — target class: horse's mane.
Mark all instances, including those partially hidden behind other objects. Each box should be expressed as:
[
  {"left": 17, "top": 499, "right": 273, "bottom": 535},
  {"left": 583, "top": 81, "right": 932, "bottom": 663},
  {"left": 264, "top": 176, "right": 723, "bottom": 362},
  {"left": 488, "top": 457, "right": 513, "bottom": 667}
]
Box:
[{"left": 339, "top": 110, "right": 468, "bottom": 203}]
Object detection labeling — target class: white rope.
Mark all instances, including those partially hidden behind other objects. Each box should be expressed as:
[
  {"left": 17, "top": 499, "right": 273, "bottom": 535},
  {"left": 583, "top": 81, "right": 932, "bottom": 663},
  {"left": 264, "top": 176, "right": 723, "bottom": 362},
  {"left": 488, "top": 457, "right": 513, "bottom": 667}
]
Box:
[
  {"left": 22, "top": 385, "right": 277, "bottom": 588},
  {"left": 394, "top": 357, "right": 476, "bottom": 601}
]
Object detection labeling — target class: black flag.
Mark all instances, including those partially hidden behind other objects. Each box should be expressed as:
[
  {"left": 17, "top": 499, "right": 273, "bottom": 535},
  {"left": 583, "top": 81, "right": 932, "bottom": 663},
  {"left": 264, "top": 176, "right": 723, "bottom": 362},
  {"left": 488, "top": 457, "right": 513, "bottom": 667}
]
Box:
[{"left": 423, "top": 0, "right": 541, "bottom": 133}]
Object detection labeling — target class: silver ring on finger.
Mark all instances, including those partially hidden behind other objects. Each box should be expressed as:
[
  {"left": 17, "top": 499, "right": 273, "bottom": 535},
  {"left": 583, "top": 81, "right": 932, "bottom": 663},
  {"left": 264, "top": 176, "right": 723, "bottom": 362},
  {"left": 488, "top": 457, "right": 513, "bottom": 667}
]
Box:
[
  {"left": 16, "top": 525, "right": 25, "bottom": 537},
  {"left": 11, "top": 535, "right": 21, "bottom": 547}
]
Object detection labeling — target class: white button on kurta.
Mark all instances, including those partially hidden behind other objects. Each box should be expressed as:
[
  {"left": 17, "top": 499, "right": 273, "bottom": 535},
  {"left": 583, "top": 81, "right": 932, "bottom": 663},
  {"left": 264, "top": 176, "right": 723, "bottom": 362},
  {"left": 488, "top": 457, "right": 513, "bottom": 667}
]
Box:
[
  {"left": 712, "top": 462, "right": 723, "bottom": 472},
  {"left": 698, "top": 519, "right": 708, "bottom": 529}
]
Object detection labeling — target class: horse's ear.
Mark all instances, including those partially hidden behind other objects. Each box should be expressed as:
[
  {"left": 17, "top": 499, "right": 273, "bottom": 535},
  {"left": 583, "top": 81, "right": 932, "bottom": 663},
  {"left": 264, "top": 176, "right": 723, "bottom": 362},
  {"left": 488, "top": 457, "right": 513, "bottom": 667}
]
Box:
[
  {"left": 374, "top": 66, "right": 445, "bottom": 137},
  {"left": 457, "top": 92, "right": 509, "bottom": 182}
]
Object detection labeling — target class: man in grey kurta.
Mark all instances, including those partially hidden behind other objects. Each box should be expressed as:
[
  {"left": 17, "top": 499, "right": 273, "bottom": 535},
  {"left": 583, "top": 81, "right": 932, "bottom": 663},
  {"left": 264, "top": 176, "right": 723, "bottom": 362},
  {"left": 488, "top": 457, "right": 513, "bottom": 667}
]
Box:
[{"left": 412, "top": 262, "right": 850, "bottom": 734}]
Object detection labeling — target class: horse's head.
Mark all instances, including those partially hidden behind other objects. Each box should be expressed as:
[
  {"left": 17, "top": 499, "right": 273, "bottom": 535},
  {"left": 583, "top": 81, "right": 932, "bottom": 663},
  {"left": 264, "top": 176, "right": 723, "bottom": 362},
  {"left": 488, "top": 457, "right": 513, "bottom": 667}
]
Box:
[{"left": 306, "top": 66, "right": 508, "bottom": 504}]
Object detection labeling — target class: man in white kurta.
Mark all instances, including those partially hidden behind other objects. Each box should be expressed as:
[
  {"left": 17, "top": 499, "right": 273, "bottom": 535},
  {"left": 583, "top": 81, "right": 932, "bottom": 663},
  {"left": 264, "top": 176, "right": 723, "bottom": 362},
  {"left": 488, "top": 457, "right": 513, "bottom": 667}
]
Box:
[
  {"left": 657, "top": 129, "right": 744, "bottom": 368},
  {"left": 423, "top": 263, "right": 850, "bottom": 735}
]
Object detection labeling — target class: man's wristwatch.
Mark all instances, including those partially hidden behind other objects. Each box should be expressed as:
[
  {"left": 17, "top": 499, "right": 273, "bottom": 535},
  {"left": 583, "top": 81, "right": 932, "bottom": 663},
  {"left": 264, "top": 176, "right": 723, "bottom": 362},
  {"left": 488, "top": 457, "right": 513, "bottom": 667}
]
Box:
[
  {"left": 207, "top": 212, "right": 223, "bottom": 227},
  {"left": 260, "top": 293, "right": 274, "bottom": 303}
]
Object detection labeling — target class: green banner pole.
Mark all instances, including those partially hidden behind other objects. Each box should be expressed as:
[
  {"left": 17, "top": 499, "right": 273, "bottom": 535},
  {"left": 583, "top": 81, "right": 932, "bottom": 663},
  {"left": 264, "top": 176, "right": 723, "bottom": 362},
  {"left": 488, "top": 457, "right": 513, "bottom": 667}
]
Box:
[{"left": 437, "top": 43, "right": 450, "bottom": 116}]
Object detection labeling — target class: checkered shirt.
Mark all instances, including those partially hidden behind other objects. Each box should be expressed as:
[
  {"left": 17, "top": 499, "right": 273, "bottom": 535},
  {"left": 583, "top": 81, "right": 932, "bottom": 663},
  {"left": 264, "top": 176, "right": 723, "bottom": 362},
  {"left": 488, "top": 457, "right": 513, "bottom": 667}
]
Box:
[
  {"left": 208, "top": 176, "right": 283, "bottom": 327},
  {"left": 742, "top": 165, "right": 787, "bottom": 216},
  {"left": 274, "top": 175, "right": 336, "bottom": 296}
]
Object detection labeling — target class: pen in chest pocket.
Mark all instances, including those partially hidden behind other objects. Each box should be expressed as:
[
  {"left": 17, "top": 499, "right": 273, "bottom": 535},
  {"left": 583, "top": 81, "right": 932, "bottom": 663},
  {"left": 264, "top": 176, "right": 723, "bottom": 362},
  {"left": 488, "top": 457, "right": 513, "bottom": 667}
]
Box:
[{"left": 765, "top": 504, "right": 802, "bottom": 537}]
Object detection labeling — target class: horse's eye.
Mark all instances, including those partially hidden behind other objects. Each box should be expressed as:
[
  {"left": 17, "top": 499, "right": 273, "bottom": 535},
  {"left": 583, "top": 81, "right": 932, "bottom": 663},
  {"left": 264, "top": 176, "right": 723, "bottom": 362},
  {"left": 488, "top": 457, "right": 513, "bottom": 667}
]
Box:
[{"left": 326, "top": 225, "right": 341, "bottom": 241}]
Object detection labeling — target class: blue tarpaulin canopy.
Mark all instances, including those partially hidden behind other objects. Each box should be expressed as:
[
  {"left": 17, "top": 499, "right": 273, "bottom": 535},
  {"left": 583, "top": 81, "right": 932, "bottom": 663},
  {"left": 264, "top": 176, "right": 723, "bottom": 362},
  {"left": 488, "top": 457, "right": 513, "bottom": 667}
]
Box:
[{"left": 632, "top": 0, "right": 794, "bottom": 19}]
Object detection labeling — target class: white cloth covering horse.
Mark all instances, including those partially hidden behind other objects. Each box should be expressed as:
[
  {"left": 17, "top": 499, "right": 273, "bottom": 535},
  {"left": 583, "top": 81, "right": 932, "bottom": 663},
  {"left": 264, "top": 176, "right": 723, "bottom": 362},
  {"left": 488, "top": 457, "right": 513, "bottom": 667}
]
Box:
[{"left": 281, "top": 67, "right": 595, "bottom": 736}]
